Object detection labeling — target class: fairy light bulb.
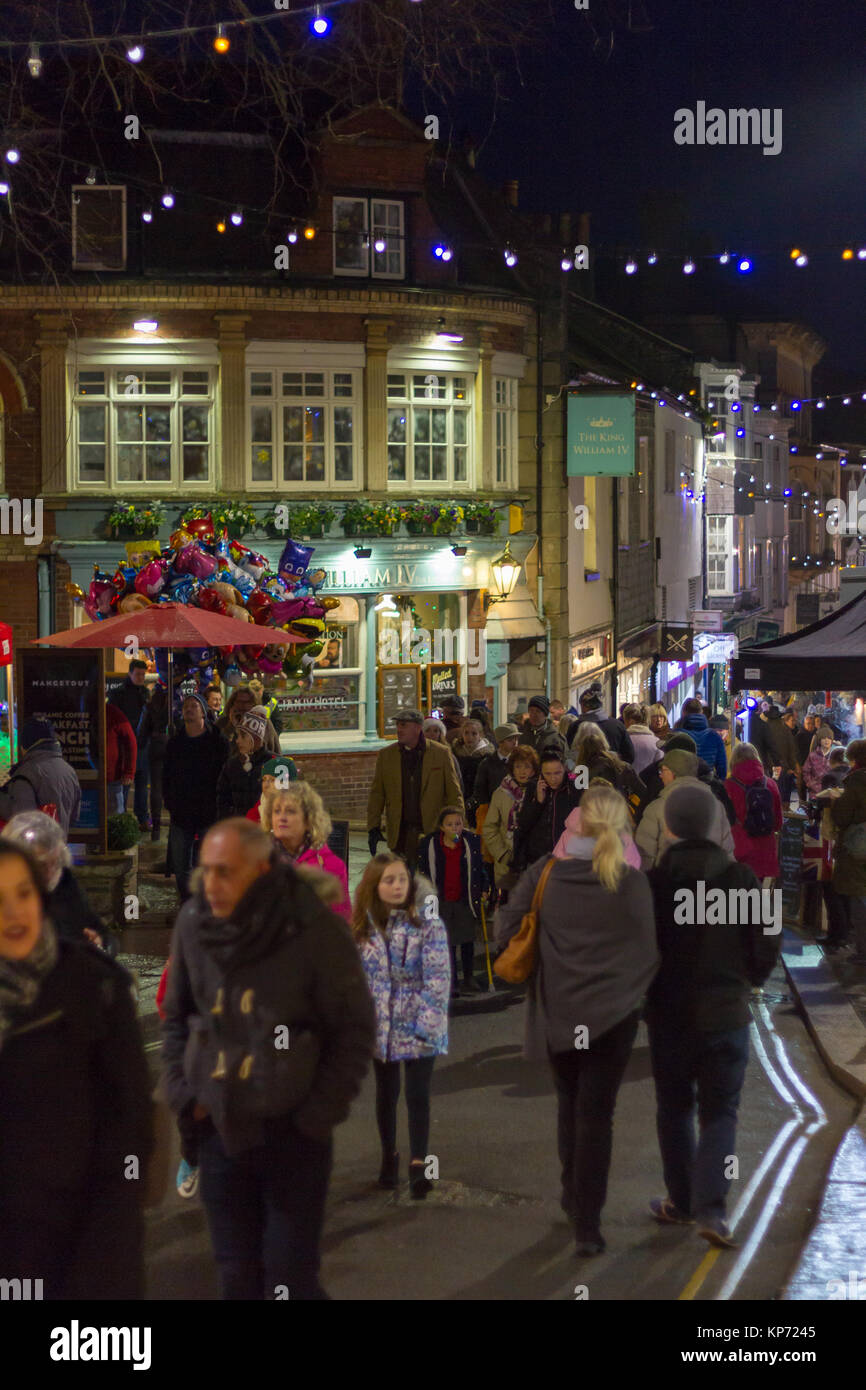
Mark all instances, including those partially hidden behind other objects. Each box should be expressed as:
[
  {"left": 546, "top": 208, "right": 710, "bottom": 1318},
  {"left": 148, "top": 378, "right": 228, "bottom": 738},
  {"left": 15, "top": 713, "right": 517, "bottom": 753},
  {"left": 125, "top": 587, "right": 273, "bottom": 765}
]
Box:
[
  {"left": 303, "top": 224, "right": 316, "bottom": 240},
  {"left": 287, "top": 226, "right": 299, "bottom": 244},
  {"left": 230, "top": 207, "right": 243, "bottom": 226},
  {"left": 214, "top": 24, "right": 230, "bottom": 53},
  {"left": 216, "top": 218, "right": 226, "bottom": 234},
  {"left": 27, "top": 45, "right": 42, "bottom": 78},
  {"left": 126, "top": 44, "right": 144, "bottom": 63},
  {"left": 161, "top": 189, "right": 175, "bottom": 209}
]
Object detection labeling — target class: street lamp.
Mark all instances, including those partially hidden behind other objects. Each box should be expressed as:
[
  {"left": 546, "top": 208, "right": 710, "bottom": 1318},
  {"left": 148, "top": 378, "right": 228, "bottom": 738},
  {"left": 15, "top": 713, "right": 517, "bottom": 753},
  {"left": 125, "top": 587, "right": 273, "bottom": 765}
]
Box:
[{"left": 488, "top": 539, "right": 520, "bottom": 602}]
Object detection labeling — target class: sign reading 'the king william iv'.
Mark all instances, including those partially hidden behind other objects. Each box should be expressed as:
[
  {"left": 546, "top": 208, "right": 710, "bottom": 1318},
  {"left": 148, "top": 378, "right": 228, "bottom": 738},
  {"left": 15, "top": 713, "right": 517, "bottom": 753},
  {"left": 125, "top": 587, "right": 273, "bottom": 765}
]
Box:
[{"left": 567, "top": 392, "right": 635, "bottom": 478}]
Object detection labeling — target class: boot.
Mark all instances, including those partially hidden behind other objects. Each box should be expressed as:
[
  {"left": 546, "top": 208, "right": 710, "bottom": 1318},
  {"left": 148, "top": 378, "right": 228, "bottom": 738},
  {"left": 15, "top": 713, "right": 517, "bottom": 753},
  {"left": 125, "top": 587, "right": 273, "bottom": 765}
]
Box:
[
  {"left": 377, "top": 1151, "right": 399, "bottom": 1189},
  {"left": 409, "top": 1159, "right": 432, "bottom": 1200}
]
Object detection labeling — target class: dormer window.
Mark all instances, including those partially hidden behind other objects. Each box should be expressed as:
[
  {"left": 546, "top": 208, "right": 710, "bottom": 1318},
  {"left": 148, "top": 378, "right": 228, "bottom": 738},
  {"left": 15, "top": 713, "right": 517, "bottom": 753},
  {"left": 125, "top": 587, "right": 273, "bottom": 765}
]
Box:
[{"left": 333, "top": 197, "right": 405, "bottom": 278}]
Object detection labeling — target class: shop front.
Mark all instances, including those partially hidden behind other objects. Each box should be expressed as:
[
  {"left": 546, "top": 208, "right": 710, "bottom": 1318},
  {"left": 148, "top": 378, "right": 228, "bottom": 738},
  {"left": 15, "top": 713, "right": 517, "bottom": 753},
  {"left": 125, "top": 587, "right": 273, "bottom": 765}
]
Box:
[
  {"left": 568, "top": 629, "right": 614, "bottom": 711},
  {"left": 616, "top": 625, "right": 659, "bottom": 711}
]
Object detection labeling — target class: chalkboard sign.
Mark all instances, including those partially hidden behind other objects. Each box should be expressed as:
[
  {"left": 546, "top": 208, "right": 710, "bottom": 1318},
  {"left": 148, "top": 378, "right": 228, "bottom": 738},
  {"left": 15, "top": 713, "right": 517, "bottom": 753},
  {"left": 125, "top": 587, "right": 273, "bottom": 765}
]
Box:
[
  {"left": 427, "top": 662, "right": 460, "bottom": 709},
  {"left": 779, "top": 816, "right": 805, "bottom": 924},
  {"left": 378, "top": 665, "right": 422, "bottom": 737}
]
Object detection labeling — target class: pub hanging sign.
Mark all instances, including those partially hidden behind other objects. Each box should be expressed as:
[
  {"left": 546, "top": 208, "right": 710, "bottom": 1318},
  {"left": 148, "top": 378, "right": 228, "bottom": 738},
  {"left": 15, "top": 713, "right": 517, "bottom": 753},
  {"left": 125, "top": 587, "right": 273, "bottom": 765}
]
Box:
[{"left": 567, "top": 392, "right": 635, "bottom": 478}]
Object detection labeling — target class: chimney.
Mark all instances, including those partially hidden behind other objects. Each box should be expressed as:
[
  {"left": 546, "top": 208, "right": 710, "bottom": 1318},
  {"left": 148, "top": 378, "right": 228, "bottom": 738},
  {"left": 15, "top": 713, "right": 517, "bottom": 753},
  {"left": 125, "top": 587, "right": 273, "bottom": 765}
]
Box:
[{"left": 503, "top": 179, "right": 519, "bottom": 208}]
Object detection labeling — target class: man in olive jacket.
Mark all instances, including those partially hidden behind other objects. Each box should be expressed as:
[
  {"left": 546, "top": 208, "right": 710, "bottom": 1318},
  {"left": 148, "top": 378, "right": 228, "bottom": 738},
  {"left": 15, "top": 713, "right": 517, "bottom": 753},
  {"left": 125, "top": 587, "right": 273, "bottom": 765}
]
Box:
[
  {"left": 367, "top": 708, "right": 465, "bottom": 868},
  {"left": 162, "top": 818, "right": 375, "bottom": 1300},
  {"left": 830, "top": 738, "right": 866, "bottom": 962}
]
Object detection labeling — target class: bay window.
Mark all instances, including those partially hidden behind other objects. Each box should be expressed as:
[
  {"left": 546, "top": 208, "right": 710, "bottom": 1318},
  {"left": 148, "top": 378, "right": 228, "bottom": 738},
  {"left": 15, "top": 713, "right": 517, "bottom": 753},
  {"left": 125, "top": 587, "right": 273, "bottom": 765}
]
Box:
[
  {"left": 386, "top": 372, "right": 471, "bottom": 487},
  {"left": 72, "top": 365, "right": 214, "bottom": 488},
  {"left": 247, "top": 368, "right": 360, "bottom": 489}
]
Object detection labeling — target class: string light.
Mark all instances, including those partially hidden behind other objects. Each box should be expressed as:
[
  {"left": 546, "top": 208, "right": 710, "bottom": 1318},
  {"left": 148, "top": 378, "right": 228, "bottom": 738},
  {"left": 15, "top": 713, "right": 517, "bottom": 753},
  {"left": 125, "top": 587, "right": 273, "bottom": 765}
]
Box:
[
  {"left": 303, "top": 223, "right": 316, "bottom": 240},
  {"left": 287, "top": 226, "right": 299, "bottom": 244},
  {"left": 230, "top": 207, "right": 243, "bottom": 226},
  {"left": 311, "top": 6, "right": 331, "bottom": 35},
  {"left": 216, "top": 218, "right": 226, "bottom": 233},
  {"left": 738, "top": 257, "right": 752, "bottom": 272},
  {"left": 141, "top": 207, "right": 153, "bottom": 222},
  {"left": 719, "top": 251, "right": 730, "bottom": 265},
  {"left": 373, "top": 235, "right": 387, "bottom": 253},
  {"left": 161, "top": 188, "right": 174, "bottom": 209},
  {"left": 5, "top": 148, "right": 20, "bottom": 164},
  {"left": 647, "top": 251, "right": 657, "bottom": 265},
  {"left": 682, "top": 258, "right": 695, "bottom": 275},
  {"left": 504, "top": 245, "right": 518, "bottom": 267},
  {"left": 126, "top": 44, "right": 144, "bottom": 64},
  {"left": 27, "top": 44, "right": 41, "bottom": 77},
  {"left": 625, "top": 257, "right": 637, "bottom": 275},
  {"left": 214, "top": 24, "right": 230, "bottom": 53}
]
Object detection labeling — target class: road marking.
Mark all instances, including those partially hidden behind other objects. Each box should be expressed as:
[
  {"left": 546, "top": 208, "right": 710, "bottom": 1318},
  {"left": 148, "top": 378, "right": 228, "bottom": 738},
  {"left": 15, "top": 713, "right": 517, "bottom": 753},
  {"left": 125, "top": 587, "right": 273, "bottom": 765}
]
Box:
[{"left": 679, "top": 1248, "right": 720, "bottom": 1300}]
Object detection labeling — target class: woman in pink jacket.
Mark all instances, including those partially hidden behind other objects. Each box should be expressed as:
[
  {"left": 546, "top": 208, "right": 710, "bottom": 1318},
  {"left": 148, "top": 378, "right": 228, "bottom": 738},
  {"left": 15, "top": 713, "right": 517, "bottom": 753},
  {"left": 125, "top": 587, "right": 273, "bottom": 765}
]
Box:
[
  {"left": 802, "top": 726, "right": 836, "bottom": 799},
  {"left": 262, "top": 780, "right": 351, "bottom": 920},
  {"left": 724, "top": 741, "right": 783, "bottom": 879}
]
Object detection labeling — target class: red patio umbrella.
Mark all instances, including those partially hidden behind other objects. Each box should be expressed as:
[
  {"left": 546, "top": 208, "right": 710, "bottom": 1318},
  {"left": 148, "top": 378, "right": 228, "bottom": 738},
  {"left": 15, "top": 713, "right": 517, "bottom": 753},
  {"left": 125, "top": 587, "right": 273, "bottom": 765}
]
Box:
[{"left": 32, "top": 602, "right": 306, "bottom": 650}]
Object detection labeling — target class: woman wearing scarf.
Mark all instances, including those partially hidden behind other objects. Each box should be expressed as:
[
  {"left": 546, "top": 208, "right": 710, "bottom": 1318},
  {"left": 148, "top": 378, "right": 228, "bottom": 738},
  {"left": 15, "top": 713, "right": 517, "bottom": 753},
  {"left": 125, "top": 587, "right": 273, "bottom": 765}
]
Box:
[
  {"left": 481, "top": 745, "right": 539, "bottom": 895},
  {"left": 0, "top": 838, "right": 152, "bottom": 1298},
  {"left": 262, "top": 781, "right": 352, "bottom": 921}
]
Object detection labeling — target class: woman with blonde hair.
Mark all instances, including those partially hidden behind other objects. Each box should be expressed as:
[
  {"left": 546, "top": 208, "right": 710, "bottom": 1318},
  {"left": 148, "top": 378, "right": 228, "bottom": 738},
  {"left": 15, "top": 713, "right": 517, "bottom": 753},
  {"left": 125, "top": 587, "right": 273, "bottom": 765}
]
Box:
[
  {"left": 352, "top": 853, "right": 450, "bottom": 1198},
  {"left": 571, "top": 722, "right": 648, "bottom": 824},
  {"left": 495, "top": 783, "right": 658, "bottom": 1256},
  {"left": 648, "top": 703, "right": 672, "bottom": 742},
  {"left": 262, "top": 780, "right": 351, "bottom": 920}
]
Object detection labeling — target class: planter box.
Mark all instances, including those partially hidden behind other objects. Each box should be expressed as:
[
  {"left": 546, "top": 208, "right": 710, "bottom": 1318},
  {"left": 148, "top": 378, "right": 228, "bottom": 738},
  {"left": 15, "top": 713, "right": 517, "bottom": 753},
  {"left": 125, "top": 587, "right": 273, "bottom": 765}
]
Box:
[{"left": 74, "top": 846, "right": 139, "bottom": 931}]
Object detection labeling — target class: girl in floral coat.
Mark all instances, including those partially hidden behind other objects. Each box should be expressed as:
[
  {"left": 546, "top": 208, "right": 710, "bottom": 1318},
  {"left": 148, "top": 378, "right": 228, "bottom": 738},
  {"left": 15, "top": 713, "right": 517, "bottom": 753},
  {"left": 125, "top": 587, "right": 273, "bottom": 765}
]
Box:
[{"left": 352, "top": 853, "right": 450, "bottom": 1200}]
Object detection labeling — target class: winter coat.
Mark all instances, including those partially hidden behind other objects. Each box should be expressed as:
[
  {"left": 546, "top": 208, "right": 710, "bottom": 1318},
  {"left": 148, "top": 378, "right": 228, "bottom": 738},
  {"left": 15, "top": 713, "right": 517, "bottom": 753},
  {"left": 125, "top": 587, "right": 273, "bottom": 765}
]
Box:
[
  {"left": 552, "top": 806, "right": 641, "bottom": 868},
  {"left": 217, "top": 747, "right": 270, "bottom": 819},
  {"left": 795, "top": 726, "right": 816, "bottom": 767},
  {"left": 495, "top": 853, "right": 658, "bottom": 1060},
  {"left": 512, "top": 776, "right": 583, "bottom": 873},
  {"left": 725, "top": 758, "right": 783, "bottom": 879},
  {"left": 821, "top": 764, "right": 848, "bottom": 791},
  {"left": 367, "top": 738, "right": 465, "bottom": 847},
  {"left": 105, "top": 703, "right": 137, "bottom": 783},
  {"left": 566, "top": 710, "right": 635, "bottom": 764},
  {"left": 162, "top": 858, "right": 375, "bottom": 1154},
  {"left": 695, "top": 757, "right": 736, "bottom": 826},
  {"left": 518, "top": 718, "right": 567, "bottom": 762},
  {"left": 0, "top": 939, "right": 153, "bottom": 1299},
  {"left": 678, "top": 713, "right": 728, "bottom": 781},
  {"left": 635, "top": 775, "right": 735, "bottom": 869},
  {"left": 217, "top": 713, "right": 281, "bottom": 757},
  {"left": 419, "top": 828, "right": 485, "bottom": 917},
  {"left": 162, "top": 722, "right": 230, "bottom": 832},
  {"left": 803, "top": 749, "right": 831, "bottom": 798},
  {"left": 357, "top": 877, "right": 450, "bottom": 1061},
  {"left": 626, "top": 724, "right": 664, "bottom": 778},
  {"left": 109, "top": 677, "right": 148, "bottom": 745},
  {"left": 754, "top": 711, "right": 800, "bottom": 775},
  {"left": 137, "top": 690, "right": 169, "bottom": 757},
  {"left": 0, "top": 741, "right": 81, "bottom": 835},
  {"left": 294, "top": 842, "right": 352, "bottom": 922},
  {"left": 451, "top": 737, "right": 494, "bottom": 813},
  {"left": 472, "top": 751, "right": 510, "bottom": 813},
  {"left": 577, "top": 754, "right": 649, "bottom": 825},
  {"left": 48, "top": 867, "right": 106, "bottom": 944},
  {"left": 482, "top": 780, "right": 526, "bottom": 886},
  {"left": 647, "top": 840, "right": 780, "bottom": 1035},
  {"left": 830, "top": 767, "right": 866, "bottom": 896}
]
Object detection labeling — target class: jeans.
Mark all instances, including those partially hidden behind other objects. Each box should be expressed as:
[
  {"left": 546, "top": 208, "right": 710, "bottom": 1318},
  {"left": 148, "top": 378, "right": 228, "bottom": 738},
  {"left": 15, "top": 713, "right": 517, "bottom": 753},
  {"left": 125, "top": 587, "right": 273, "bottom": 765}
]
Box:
[
  {"left": 106, "top": 782, "right": 126, "bottom": 816},
  {"left": 133, "top": 742, "right": 150, "bottom": 825},
  {"left": 373, "top": 1057, "right": 436, "bottom": 1160},
  {"left": 649, "top": 1022, "right": 750, "bottom": 1223},
  {"left": 168, "top": 823, "right": 201, "bottom": 900},
  {"left": 549, "top": 1009, "right": 640, "bottom": 1239},
  {"left": 198, "top": 1121, "right": 332, "bottom": 1300}
]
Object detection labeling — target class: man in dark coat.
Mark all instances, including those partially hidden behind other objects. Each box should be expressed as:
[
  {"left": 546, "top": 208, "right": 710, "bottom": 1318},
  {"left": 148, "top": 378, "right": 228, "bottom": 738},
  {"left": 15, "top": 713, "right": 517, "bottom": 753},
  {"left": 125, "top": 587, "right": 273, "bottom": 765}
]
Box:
[
  {"left": 109, "top": 660, "right": 150, "bottom": 827},
  {"left": 472, "top": 723, "right": 520, "bottom": 811},
  {"left": 0, "top": 718, "right": 81, "bottom": 834},
  {"left": 512, "top": 751, "right": 582, "bottom": 872},
  {"left": 566, "top": 685, "right": 635, "bottom": 764},
  {"left": 646, "top": 783, "right": 779, "bottom": 1248},
  {"left": 518, "top": 695, "right": 567, "bottom": 760},
  {"left": 162, "top": 818, "right": 375, "bottom": 1300},
  {"left": 163, "top": 693, "right": 229, "bottom": 900},
  {"left": 752, "top": 704, "right": 801, "bottom": 804},
  {"left": 795, "top": 711, "right": 818, "bottom": 767}
]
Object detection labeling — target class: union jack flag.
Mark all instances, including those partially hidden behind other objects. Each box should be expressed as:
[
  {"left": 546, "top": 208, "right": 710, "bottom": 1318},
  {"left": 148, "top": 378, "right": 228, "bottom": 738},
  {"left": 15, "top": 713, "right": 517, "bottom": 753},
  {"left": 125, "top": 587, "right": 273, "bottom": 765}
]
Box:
[{"left": 802, "top": 815, "right": 834, "bottom": 882}]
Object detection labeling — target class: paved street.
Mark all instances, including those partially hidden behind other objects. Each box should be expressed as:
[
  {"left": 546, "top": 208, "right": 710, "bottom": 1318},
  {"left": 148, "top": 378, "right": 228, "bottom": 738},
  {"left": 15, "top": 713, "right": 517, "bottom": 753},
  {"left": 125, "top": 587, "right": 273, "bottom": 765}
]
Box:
[{"left": 140, "top": 958, "right": 857, "bottom": 1301}]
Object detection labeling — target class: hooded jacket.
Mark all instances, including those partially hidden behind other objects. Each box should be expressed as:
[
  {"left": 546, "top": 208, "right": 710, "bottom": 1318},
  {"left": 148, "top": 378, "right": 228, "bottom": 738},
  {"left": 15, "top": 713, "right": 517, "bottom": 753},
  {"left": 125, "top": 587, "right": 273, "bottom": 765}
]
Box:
[
  {"left": 724, "top": 758, "right": 783, "bottom": 878},
  {"left": 163, "top": 721, "right": 230, "bottom": 832},
  {"left": 678, "top": 713, "right": 728, "bottom": 781},
  {"left": 830, "top": 766, "right": 866, "bottom": 896},
  {"left": 512, "top": 775, "right": 583, "bottom": 872},
  {"left": 635, "top": 775, "right": 735, "bottom": 869},
  {"left": 0, "top": 741, "right": 81, "bottom": 835},
  {"left": 647, "top": 840, "right": 780, "bottom": 1034},
  {"left": 162, "top": 857, "right": 375, "bottom": 1154},
  {"left": 495, "top": 853, "right": 659, "bottom": 1060},
  {"left": 552, "top": 806, "right": 641, "bottom": 868},
  {"left": 357, "top": 875, "right": 451, "bottom": 1062}
]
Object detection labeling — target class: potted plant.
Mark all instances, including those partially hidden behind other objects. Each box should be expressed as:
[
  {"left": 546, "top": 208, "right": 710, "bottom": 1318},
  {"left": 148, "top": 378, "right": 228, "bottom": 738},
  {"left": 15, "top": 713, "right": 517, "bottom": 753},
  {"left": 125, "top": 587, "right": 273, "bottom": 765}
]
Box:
[
  {"left": 74, "top": 813, "right": 141, "bottom": 932},
  {"left": 464, "top": 500, "right": 500, "bottom": 535},
  {"left": 183, "top": 498, "right": 258, "bottom": 539},
  {"left": 341, "top": 500, "right": 399, "bottom": 536},
  {"left": 430, "top": 502, "right": 465, "bottom": 535},
  {"left": 291, "top": 502, "right": 337, "bottom": 539},
  {"left": 107, "top": 499, "right": 165, "bottom": 539},
  {"left": 400, "top": 501, "right": 433, "bottom": 535}
]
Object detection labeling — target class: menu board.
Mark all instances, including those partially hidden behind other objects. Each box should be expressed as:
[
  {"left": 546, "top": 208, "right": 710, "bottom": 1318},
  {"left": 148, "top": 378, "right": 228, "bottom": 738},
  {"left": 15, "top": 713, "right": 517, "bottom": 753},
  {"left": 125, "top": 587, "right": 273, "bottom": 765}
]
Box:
[
  {"left": 779, "top": 816, "right": 804, "bottom": 925},
  {"left": 427, "top": 662, "right": 460, "bottom": 709},
  {"left": 378, "top": 665, "right": 422, "bottom": 737},
  {"left": 17, "top": 647, "right": 107, "bottom": 851}
]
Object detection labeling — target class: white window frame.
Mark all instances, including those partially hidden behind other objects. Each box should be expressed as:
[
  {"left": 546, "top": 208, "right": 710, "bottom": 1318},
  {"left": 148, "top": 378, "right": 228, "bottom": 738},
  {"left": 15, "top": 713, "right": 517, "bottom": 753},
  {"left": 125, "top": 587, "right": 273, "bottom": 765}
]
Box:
[
  {"left": 246, "top": 365, "right": 362, "bottom": 492},
  {"left": 332, "top": 196, "right": 405, "bottom": 279},
  {"left": 494, "top": 376, "right": 518, "bottom": 488},
  {"left": 664, "top": 429, "right": 675, "bottom": 492},
  {"left": 68, "top": 344, "right": 218, "bottom": 492},
  {"left": 385, "top": 370, "right": 473, "bottom": 490},
  {"left": 707, "top": 515, "right": 735, "bottom": 594}
]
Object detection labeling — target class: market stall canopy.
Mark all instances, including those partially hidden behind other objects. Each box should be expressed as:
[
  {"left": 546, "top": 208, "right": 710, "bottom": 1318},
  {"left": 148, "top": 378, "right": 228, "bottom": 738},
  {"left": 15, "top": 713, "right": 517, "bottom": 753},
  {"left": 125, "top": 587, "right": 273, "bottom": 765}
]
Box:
[
  {"left": 730, "top": 590, "right": 866, "bottom": 690},
  {"left": 32, "top": 603, "right": 307, "bottom": 649}
]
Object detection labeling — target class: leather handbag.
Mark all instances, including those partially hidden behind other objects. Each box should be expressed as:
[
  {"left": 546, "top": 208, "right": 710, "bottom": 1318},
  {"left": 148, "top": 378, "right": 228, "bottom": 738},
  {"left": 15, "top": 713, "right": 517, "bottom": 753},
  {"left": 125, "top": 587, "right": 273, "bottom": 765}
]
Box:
[{"left": 493, "top": 855, "right": 557, "bottom": 984}]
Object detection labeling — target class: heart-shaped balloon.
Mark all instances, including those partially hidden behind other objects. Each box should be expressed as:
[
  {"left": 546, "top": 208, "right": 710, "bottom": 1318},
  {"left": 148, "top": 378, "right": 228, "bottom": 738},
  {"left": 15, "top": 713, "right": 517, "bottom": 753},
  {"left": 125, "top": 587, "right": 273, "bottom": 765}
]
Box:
[
  {"left": 134, "top": 557, "right": 168, "bottom": 598},
  {"left": 195, "top": 586, "right": 227, "bottom": 615},
  {"left": 246, "top": 590, "right": 273, "bottom": 626}
]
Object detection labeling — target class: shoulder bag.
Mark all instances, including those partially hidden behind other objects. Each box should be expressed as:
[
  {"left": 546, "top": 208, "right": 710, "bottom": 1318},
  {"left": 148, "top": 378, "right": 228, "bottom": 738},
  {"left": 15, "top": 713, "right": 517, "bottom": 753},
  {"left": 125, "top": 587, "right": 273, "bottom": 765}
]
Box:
[{"left": 493, "top": 855, "right": 557, "bottom": 984}]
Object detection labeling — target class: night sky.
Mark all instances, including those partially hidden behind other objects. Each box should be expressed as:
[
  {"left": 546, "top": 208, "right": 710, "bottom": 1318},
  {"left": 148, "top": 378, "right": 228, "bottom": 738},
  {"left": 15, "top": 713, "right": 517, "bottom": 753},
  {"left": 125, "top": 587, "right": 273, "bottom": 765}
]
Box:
[{"left": 438, "top": 0, "right": 866, "bottom": 377}]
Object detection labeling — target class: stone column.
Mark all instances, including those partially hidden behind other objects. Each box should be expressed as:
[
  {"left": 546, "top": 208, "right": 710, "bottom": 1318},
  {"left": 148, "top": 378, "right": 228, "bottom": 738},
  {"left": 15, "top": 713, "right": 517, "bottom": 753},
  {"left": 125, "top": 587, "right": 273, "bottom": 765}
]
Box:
[
  {"left": 363, "top": 318, "right": 393, "bottom": 491},
  {"left": 477, "top": 326, "right": 497, "bottom": 491},
  {"left": 36, "top": 314, "right": 69, "bottom": 496},
  {"left": 363, "top": 595, "right": 380, "bottom": 741},
  {"left": 214, "top": 314, "right": 251, "bottom": 492}
]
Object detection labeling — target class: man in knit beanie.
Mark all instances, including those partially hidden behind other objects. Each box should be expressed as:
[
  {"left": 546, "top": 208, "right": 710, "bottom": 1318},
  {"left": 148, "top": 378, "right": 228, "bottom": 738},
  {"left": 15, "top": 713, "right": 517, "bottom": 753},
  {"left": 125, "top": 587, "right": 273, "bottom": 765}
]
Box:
[
  {"left": 635, "top": 746, "right": 734, "bottom": 869},
  {"left": 518, "top": 694, "right": 567, "bottom": 760},
  {"left": 644, "top": 780, "right": 779, "bottom": 1248},
  {"left": 163, "top": 694, "right": 230, "bottom": 900}
]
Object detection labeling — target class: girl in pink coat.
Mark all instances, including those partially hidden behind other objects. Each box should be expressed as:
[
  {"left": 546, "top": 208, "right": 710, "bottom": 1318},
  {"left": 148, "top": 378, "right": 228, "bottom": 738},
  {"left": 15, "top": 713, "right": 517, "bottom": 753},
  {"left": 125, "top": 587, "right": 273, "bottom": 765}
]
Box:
[{"left": 262, "top": 781, "right": 351, "bottom": 920}]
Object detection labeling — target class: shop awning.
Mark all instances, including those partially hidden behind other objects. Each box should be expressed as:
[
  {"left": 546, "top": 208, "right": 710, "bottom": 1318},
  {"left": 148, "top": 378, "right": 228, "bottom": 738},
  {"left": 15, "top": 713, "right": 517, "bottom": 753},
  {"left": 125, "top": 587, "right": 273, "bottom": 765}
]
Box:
[
  {"left": 730, "top": 588, "right": 866, "bottom": 690},
  {"left": 484, "top": 580, "right": 545, "bottom": 640}
]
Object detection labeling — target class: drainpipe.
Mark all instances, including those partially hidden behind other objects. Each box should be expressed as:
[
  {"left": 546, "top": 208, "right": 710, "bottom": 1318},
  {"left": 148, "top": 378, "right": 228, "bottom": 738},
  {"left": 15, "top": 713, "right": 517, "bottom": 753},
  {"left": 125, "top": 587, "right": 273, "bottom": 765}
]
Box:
[
  {"left": 37, "top": 554, "right": 53, "bottom": 636},
  {"left": 536, "top": 297, "right": 546, "bottom": 689}
]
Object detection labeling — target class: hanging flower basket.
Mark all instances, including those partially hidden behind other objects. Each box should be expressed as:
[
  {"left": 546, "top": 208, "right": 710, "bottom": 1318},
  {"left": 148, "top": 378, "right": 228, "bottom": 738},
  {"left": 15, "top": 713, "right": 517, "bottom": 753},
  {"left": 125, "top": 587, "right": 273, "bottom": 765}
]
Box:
[
  {"left": 341, "top": 501, "right": 399, "bottom": 537},
  {"left": 463, "top": 502, "right": 499, "bottom": 535},
  {"left": 107, "top": 500, "right": 165, "bottom": 539}
]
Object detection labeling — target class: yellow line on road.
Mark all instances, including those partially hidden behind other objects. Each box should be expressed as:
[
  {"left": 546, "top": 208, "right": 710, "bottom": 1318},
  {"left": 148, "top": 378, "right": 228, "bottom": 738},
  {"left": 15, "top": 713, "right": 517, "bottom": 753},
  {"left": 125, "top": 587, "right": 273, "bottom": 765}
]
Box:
[{"left": 679, "top": 1248, "right": 720, "bottom": 1301}]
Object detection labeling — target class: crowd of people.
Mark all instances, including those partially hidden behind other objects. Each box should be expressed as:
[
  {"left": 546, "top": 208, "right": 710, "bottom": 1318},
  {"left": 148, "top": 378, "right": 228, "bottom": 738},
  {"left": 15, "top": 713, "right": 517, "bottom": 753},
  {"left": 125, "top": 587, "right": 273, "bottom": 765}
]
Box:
[{"left": 3, "top": 672, "right": 866, "bottom": 1298}]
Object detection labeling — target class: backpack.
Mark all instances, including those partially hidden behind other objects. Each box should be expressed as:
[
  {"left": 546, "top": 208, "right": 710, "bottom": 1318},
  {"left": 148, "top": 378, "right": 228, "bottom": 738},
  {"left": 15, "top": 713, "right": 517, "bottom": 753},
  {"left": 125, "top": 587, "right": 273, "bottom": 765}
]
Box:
[
  {"left": 842, "top": 822, "right": 866, "bottom": 861},
  {"left": 743, "top": 776, "right": 775, "bottom": 837}
]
